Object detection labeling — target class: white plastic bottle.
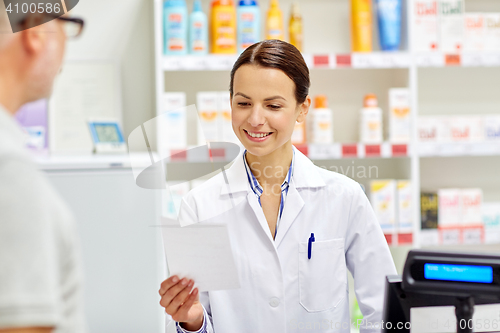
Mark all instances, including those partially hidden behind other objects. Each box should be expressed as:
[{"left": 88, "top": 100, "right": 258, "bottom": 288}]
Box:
[
  {"left": 308, "top": 95, "right": 333, "bottom": 144},
  {"left": 189, "top": 0, "right": 209, "bottom": 55},
  {"left": 237, "top": 0, "right": 261, "bottom": 53},
  {"left": 164, "top": 0, "right": 188, "bottom": 55},
  {"left": 359, "top": 93, "right": 383, "bottom": 143}
]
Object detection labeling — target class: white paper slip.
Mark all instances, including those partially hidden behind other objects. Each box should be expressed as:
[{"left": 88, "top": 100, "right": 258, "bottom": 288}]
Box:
[{"left": 162, "top": 224, "right": 240, "bottom": 292}]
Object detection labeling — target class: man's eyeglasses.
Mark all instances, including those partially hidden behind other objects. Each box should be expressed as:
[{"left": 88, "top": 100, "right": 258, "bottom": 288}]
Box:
[
  {"left": 57, "top": 16, "right": 84, "bottom": 39},
  {"left": 18, "top": 15, "right": 84, "bottom": 39}
]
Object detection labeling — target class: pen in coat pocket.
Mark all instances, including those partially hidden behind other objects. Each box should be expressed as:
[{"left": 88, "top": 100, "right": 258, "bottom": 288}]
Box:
[{"left": 308, "top": 233, "right": 315, "bottom": 259}]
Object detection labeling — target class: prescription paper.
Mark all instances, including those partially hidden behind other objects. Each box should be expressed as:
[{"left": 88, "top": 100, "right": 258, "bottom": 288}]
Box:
[{"left": 161, "top": 224, "right": 240, "bottom": 292}]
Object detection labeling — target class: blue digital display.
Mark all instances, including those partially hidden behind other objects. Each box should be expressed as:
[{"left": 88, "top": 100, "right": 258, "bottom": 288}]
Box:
[
  {"left": 89, "top": 122, "right": 124, "bottom": 143},
  {"left": 424, "top": 263, "right": 493, "bottom": 284}
]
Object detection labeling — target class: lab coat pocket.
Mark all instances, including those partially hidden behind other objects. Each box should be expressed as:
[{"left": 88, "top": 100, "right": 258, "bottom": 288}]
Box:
[{"left": 298, "top": 238, "right": 346, "bottom": 312}]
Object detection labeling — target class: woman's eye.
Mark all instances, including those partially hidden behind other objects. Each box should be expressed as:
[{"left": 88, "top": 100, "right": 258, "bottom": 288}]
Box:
[
  {"left": 238, "top": 102, "right": 250, "bottom": 107},
  {"left": 268, "top": 105, "right": 281, "bottom": 110}
]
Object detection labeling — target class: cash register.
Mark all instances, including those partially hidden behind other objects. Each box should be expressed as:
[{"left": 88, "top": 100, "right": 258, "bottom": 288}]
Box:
[{"left": 383, "top": 250, "right": 500, "bottom": 333}]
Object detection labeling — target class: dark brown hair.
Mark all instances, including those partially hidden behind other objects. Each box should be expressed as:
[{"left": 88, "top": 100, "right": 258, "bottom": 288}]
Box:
[{"left": 229, "top": 40, "right": 310, "bottom": 104}]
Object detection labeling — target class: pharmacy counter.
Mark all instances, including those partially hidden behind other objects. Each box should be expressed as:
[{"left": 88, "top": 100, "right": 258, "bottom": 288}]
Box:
[{"left": 37, "top": 153, "right": 165, "bottom": 333}]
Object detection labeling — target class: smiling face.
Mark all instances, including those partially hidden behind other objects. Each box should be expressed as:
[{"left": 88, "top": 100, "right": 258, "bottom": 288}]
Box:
[{"left": 231, "top": 64, "right": 310, "bottom": 157}]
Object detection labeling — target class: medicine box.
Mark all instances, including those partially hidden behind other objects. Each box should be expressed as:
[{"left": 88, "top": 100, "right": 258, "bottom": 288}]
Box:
[
  {"left": 483, "top": 115, "right": 500, "bottom": 141},
  {"left": 463, "top": 13, "right": 485, "bottom": 52},
  {"left": 482, "top": 202, "right": 500, "bottom": 244},
  {"left": 449, "top": 116, "right": 484, "bottom": 142},
  {"left": 413, "top": 0, "right": 439, "bottom": 52},
  {"left": 485, "top": 13, "right": 500, "bottom": 52},
  {"left": 418, "top": 116, "right": 451, "bottom": 142},
  {"left": 438, "top": 188, "right": 461, "bottom": 228},
  {"left": 158, "top": 92, "right": 187, "bottom": 156},
  {"left": 370, "top": 180, "right": 396, "bottom": 234},
  {"left": 397, "top": 180, "right": 413, "bottom": 234},
  {"left": 218, "top": 91, "right": 239, "bottom": 144},
  {"left": 420, "top": 192, "right": 439, "bottom": 246},
  {"left": 438, "top": 0, "right": 464, "bottom": 53},
  {"left": 197, "top": 92, "right": 220, "bottom": 145},
  {"left": 461, "top": 188, "right": 483, "bottom": 245},
  {"left": 389, "top": 88, "right": 411, "bottom": 143}
]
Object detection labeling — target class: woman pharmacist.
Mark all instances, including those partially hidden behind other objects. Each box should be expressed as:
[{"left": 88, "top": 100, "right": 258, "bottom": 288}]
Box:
[{"left": 159, "top": 40, "right": 397, "bottom": 333}]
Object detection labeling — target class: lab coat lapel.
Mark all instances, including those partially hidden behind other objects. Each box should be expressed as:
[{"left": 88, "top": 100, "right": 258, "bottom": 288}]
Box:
[
  {"left": 246, "top": 192, "right": 276, "bottom": 246},
  {"left": 274, "top": 181, "right": 304, "bottom": 248}
]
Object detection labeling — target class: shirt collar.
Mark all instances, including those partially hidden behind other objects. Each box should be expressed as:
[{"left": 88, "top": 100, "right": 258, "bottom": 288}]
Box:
[
  {"left": 220, "top": 145, "right": 325, "bottom": 196},
  {"left": 0, "top": 104, "right": 26, "bottom": 144},
  {"left": 242, "top": 149, "right": 294, "bottom": 198}
]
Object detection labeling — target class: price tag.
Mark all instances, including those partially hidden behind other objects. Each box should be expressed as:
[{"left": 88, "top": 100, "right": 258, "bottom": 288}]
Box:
[
  {"left": 209, "top": 148, "right": 226, "bottom": 160},
  {"left": 483, "top": 53, "right": 500, "bottom": 67},
  {"left": 308, "top": 144, "right": 341, "bottom": 160},
  {"left": 392, "top": 53, "right": 411, "bottom": 67},
  {"left": 440, "top": 228, "right": 461, "bottom": 245},
  {"left": 419, "top": 230, "right": 440, "bottom": 247},
  {"left": 469, "top": 142, "right": 497, "bottom": 156},
  {"left": 416, "top": 53, "right": 444, "bottom": 67},
  {"left": 461, "top": 53, "right": 483, "bottom": 67},
  {"left": 367, "top": 53, "right": 384, "bottom": 68},
  {"left": 342, "top": 144, "right": 358, "bottom": 157},
  {"left": 313, "top": 55, "right": 330, "bottom": 67},
  {"left": 397, "top": 233, "right": 413, "bottom": 245},
  {"left": 418, "top": 142, "right": 439, "bottom": 157},
  {"left": 209, "top": 55, "right": 236, "bottom": 70},
  {"left": 336, "top": 54, "right": 352, "bottom": 67},
  {"left": 163, "top": 56, "right": 183, "bottom": 71},
  {"left": 439, "top": 143, "right": 465, "bottom": 156},
  {"left": 445, "top": 54, "right": 461, "bottom": 66},
  {"left": 352, "top": 53, "right": 373, "bottom": 68},
  {"left": 170, "top": 149, "right": 188, "bottom": 162},
  {"left": 462, "top": 227, "right": 483, "bottom": 245},
  {"left": 365, "top": 144, "right": 381, "bottom": 157},
  {"left": 378, "top": 53, "right": 397, "bottom": 68},
  {"left": 392, "top": 144, "right": 408, "bottom": 156},
  {"left": 184, "top": 56, "right": 208, "bottom": 70}
]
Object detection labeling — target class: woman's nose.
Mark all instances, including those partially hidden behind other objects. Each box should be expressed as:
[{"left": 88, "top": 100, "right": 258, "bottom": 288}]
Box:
[{"left": 247, "top": 105, "right": 265, "bottom": 128}]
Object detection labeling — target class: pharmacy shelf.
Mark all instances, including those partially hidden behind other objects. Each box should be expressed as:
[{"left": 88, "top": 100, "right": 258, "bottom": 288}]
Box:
[
  {"left": 153, "top": 0, "right": 500, "bottom": 250},
  {"left": 418, "top": 142, "right": 500, "bottom": 157},
  {"left": 163, "top": 142, "right": 410, "bottom": 163},
  {"left": 162, "top": 52, "right": 412, "bottom": 71},
  {"left": 304, "top": 143, "right": 410, "bottom": 159},
  {"left": 162, "top": 52, "right": 500, "bottom": 71},
  {"left": 416, "top": 52, "right": 500, "bottom": 68}
]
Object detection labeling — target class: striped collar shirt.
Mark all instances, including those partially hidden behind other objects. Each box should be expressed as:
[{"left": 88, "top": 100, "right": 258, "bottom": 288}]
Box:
[{"left": 242, "top": 150, "right": 295, "bottom": 240}]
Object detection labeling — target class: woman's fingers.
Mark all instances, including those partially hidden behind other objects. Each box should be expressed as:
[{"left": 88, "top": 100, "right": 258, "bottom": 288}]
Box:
[
  {"left": 164, "top": 279, "right": 194, "bottom": 314},
  {"left": 160, "top": 278, "right": 187, "bottom": 306},
  {"left": 159, "top": 275, "right": 180, "bottom": 296},
  {"left": 172, "top": 288, "right": 199, "bottom": 321}
]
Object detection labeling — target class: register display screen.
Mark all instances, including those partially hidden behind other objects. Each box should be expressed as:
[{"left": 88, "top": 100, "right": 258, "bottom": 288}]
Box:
[
  {"left": 424, "top": 263, "right": 493, "bottom": 284},
  {"left": 94, "top": 124, "right": 122, "bottom": 143}
]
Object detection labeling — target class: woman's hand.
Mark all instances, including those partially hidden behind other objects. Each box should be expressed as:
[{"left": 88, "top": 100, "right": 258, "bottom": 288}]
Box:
[{"left": 159, "top": 276, "right": 204, "bottom": 331}]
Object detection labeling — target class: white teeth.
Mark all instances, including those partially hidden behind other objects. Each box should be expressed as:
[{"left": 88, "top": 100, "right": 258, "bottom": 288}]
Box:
[{"left": 247, "top": 131, "right": 271, "bottom": 138}]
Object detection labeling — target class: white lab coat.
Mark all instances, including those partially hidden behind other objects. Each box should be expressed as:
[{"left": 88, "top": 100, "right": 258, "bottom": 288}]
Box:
[{"left": 171, "top": 146, "right": 397, "bottom": 333}]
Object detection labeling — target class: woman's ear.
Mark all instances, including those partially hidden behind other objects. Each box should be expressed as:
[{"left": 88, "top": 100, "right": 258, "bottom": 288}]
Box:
[{"left": 296, "top": 95, "right": 311, "bottom": 123}]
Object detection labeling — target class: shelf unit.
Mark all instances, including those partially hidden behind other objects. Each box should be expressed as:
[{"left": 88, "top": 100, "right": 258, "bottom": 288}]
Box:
[
  {"left": 153, "top": 0, "right": 500, "bottom": 259},
  {"left": 161, "top": 51, "right": 500, "bottom": 71}
]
